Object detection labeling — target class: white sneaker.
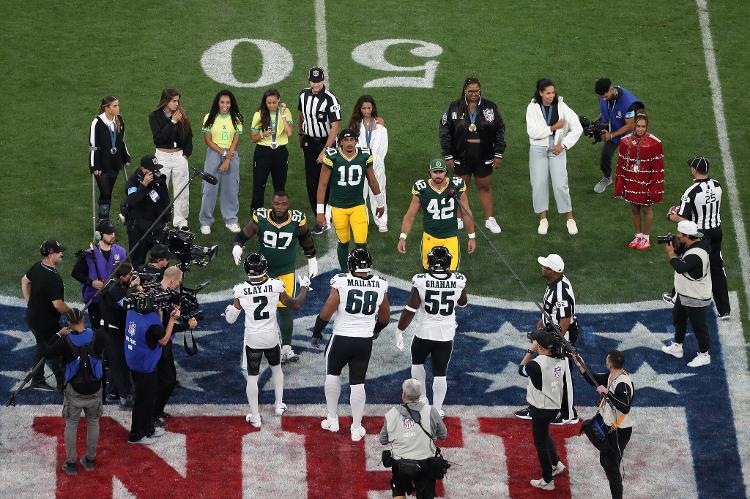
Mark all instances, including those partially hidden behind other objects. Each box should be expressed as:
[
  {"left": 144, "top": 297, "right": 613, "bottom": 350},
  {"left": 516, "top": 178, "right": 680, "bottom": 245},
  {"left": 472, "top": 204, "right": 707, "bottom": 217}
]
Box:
[
  {"left": 566, "top": 219, "right": 578, "bottom": 235},
  {"left": 225, "top": 223, "right": 241, "bottom": 233},
  {"left": 551, "top": 461, "right": 566, "bottom": 477},
  {"left": 457, "top": 218, "right": 464, "bottom": 230},
  {"left": 350, "top": 425, "right": 366, "bottom": 442},
  {"left": 537, "top": 219, "right": 549, "bottom": 235},
  {"left": 594, "top": 177, "right": 612, "bottom": 193},
  {"left": 280, "top": 345, "right": 299, "bottom": 364},
  {"left": 275, "top": 403, "right": 287, "bottom": 416},
  {"left": 530, "top": 478, "right": 555, "bottom": 490},
  {"left": 687, "top": 352, "right": 711, "bottom": 368},
  {"left": 150, "top": 427, "right": 165, "bottom": 438},
  {"left": 438, "top": 409, "right": 445, "bottom": 419},
  {"left": 485, "top": 217, "right": 502, "bottom": 234},
  {"left": 378, "top": 225, "right": 388, "bottom": 233},
  {"left": 200, "top": 225, "right": 211, "bottom": 235},
  {"left": 245, "top": 413, "right": 262, "bottom": 428},
  {"left": 321, "top": 417, "right": 339, "bottom": 432},
  {"left": 661, "top": 342, "right": 684, "bottom": 359}
]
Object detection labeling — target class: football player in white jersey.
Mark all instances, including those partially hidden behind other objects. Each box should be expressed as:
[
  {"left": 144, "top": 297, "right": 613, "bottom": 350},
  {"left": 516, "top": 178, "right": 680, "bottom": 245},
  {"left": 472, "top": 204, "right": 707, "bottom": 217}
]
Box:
[
  {"left": 225, "top": 253, "right": 310, "bottom": 428},
  {"left": 395, "top": 246, "right": 467, "bottom": 417},
  {"left": 310, "top": 248, "right": 390, "bottom": 441}
]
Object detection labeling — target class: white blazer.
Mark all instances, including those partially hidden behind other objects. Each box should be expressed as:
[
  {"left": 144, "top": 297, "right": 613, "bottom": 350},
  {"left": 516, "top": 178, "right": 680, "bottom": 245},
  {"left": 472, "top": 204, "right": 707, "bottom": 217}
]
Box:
[
  {"left": 525, "top": 96, "right": 583, "bottom": 150},
  {"left": 357, "top": 121, "right": 388, "bottom": 170}
]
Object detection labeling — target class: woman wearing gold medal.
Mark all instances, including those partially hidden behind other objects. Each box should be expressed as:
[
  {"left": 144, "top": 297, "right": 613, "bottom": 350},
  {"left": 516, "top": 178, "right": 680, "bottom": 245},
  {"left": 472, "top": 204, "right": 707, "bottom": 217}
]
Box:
[
  {"left": 250, "top": 89, "right": 295, "bottom": 211},
  {"left": 439, "top": 76, "right": 506, "bottom": 234}
]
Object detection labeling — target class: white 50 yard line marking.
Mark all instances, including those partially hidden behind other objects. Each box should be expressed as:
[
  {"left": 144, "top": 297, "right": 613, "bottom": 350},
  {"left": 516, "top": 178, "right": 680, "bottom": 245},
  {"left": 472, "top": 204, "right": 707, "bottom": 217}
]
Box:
[
  {"left": 315, "top": 0, "right": 328, "bottom": 77},
  {"left": 696, "top": 0, "right": 750, "bottom": 321}
]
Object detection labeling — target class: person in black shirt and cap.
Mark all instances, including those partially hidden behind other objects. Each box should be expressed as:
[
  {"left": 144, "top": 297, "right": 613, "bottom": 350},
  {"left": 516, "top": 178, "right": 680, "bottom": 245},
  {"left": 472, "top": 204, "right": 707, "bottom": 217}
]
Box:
[
  {"left": 124, "top": 155, "right": 171, "bottom": 268},
  {"left": 138, "top": 243, "right": 173, "bottom": 284},
  {"left": 21, "top": 240, "right": 73, "bottom": 391}
]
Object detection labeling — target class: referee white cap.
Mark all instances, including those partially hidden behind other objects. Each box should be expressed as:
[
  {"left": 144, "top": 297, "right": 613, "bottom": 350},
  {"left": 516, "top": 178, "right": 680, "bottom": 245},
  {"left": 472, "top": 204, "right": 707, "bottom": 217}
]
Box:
[{"left": 538, "top": 254, "right": 564, "bottom": 273}]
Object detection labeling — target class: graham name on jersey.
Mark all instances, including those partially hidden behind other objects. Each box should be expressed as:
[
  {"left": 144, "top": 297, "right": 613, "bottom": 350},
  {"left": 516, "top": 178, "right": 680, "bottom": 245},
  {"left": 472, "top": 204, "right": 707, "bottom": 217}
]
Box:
[{"left": 425, "top": 280, "right": 458, "bottom": 289}]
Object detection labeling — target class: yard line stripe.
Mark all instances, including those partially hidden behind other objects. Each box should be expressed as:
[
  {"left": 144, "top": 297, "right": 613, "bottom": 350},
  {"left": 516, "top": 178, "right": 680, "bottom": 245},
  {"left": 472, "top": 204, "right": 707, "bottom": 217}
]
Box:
[
  {"left": 315, "top": 0, "right": 328, "bottom": 78},
  {"left": 696, "top": 0, "right": 750, "bottom": 321}
]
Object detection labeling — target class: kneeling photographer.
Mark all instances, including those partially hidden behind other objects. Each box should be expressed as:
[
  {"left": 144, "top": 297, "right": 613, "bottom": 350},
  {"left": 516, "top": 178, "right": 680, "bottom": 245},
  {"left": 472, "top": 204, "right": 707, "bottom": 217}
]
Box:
[
  {"left": 660, "top": 220, "right": 712, "bottom": 368},
  {"left": 574, "top": 350, "right": 634, "bottom": 499},
  {"left": 380, "top": 378, "right": 447, "bottom": 499},
  {"left": 518, "top": 330, "right": 568, "bottom": 491}
]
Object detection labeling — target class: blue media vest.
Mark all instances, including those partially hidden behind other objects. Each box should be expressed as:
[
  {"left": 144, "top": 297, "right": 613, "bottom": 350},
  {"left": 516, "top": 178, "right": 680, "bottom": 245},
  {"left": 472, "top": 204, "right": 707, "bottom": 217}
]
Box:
[
  {"left": 124, "top": 310, "right": 163, "bottom": 373},
  {"left": 598, "top": 86, "right": 641, "bottom": 144}
]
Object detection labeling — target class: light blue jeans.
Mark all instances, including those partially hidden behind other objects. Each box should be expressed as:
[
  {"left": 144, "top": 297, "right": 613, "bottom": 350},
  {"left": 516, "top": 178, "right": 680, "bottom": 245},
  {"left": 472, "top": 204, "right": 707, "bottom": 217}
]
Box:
[
  {"left": 529, "top": 145, "right": 572, "bottom": 214},
  {"left": 199, "top": 148, "right": 240, "bottom": 226}
]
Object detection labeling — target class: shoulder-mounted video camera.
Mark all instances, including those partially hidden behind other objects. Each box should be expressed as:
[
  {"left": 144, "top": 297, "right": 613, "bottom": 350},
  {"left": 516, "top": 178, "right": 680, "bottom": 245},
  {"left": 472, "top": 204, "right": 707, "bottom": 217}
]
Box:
[
  {"left": 579, "top": 116, "right": 609, "bottom": 144},
  {"left": 124, "top": 280, "right": 208, "bottom": 322},
  {"left": 158, "top": 228, "right": 218, "bottom": 272}
]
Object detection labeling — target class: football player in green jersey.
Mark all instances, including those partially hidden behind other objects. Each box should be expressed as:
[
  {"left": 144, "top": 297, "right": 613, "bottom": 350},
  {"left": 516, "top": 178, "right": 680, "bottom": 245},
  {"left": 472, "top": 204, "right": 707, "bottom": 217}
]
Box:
[
  {"left": 232, "top": 191, "right": 317, "bottom": 362},
  {"left": 316, "top": 128, "right": 384, "bottom": 270},
  {"left": 397, "top": 159, "right": 476, "bottom": 270}
]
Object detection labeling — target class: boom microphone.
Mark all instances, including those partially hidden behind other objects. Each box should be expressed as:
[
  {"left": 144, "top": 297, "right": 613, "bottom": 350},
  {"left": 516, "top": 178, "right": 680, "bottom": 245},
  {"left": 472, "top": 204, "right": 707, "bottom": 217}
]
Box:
[{"left": 191, "top": 166, "right": 218, "bottom": 185}]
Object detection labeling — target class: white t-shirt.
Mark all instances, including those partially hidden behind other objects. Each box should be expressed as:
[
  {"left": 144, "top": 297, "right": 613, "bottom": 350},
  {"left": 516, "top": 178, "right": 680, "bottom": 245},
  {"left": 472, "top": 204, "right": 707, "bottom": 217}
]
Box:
[
  {"left": 330, "top": 273, "right": 388, "bottom": 338},
  {"left": 412, "top": 272, "right": 467, "bottom": 341},
  {"left": 233, "top": 278, "right": 286, "bottom": 349}
]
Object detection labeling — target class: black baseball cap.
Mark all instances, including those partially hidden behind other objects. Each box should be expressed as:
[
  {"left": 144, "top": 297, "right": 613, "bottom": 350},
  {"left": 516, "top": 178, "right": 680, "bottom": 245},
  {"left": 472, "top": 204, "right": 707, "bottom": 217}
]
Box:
[
  {"left": 40, "top": 240, "right": 66, "bottom": 256},
  {"left": 688, "top": 156, "right": 710, "bottom": 174},
  {"left": 309, "top": 67, "right": 325, "bottom": 82},
  {"left": 140, "top": 154, "right": 163, "bottom": 171},
  {"left": 148, "top": 244, "right": 173, "bottom": 261},
  {"left": 338, "top": 127, "right": 358, "bottom": 141},
  {"left": 97, "top": 219, "right": 116, "bottom": 235},
  {"left": 528, "top": 330, "right": 555, "bottom": 348}
]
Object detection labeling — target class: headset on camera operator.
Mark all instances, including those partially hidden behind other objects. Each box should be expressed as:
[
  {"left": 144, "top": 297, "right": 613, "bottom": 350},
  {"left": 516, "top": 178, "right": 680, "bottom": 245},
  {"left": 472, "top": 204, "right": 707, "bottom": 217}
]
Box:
[
  {"left": 518, "top": 330, "right": 568, "bottom": 491},
  {"left": 138, "top": 244, "right": 173, "bottom": 283},
  {"left": 661, "top": 220, "right": 713, "bottom": 368},
  {"left": 124, "top": 155, "right": 171, "bottom": 268},
  {"left": 573, "top": 349, "right": 634, "bottom": 499},
  {"left": 380, "top": 378, "right": 448, "bottom": 499}
]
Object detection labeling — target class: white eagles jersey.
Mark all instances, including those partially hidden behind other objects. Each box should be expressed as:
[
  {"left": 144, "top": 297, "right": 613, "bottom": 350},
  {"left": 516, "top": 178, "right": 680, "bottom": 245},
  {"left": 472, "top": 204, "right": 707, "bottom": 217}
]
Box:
[
  {"left": 330, "top": 273, "right": 388, "bottom": 338},
  {"left": 233, "top": 278, "right": 286, "bottom": 349},
  {"left": 412, "top": 272, "right": 467, "bottom": 341}
]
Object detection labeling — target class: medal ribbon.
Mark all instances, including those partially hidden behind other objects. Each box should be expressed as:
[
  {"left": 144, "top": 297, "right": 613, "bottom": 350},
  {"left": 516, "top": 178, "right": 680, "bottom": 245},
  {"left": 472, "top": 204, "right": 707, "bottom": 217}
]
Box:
[
  {"left": 109, "top": 119, "right": 117, "bottom": 149},
  {"left": 364, "top": 117, "right": 374, "bottom": 148},
  {"left": 271, "top": 108, "right": 279, "bottom": 144}
]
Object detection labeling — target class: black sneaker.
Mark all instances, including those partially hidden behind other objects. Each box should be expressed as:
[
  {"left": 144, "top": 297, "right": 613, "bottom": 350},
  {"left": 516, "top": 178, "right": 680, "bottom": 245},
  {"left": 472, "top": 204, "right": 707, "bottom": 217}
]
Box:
[
  {"left": 514, "top": 407, "right": 531, "bottom": 420},
  {"left": 80, "top": 456, "right": 96, "bottom": 471},
  {"left": 30, "top": 380, "right": 56, "bottom": 391},
  {"left": 552, "top": 413, "right": 579, "bottom": 425},
  {"left": 106, "top": 393, "right": 120, "bottom": 403},
  {"left": 153, "top": 418, "right": 166, "bottom": 428},
  {"left": 311, "top": 224, "right": 326, "bottom": 235},
  {"left": 718, "top": 313, "right": 731, "bottom": 321},
  {"left": 62, "top": 461, "right": 77, "bottom": 475}
]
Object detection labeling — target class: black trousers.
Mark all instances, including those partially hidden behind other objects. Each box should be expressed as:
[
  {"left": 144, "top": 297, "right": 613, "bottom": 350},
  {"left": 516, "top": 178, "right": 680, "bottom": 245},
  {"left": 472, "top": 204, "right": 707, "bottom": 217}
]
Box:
[
  {"left": 600, "top": 427, "right": 632, "bottom": 499},
  {"left": 703, "top": 226, "right": 730, "bottom": 316},
  {"left": 391, "top": 461, "right": 436, "bottom": 499},
  {"left": 673, "top": 297, "right": 710, "bottom": 352},
  {"left": 31, "top": 327, "right": 64, "bottom": 386},
  {"left": 531, "top": 410, "right": 560, "bottom": 483},
  {"left": 302, "top": 136, "right": 329, "bottom": 217},
  {"left": 103, "top": 327, "right": 131, "bottom": 396},
  {"left": 126, "top": 224, "right": 160, "bottom": 269},
  {"left": 130, "top": 369, "right": 158, "bottom": 440},
  {"left": 94, "top": 172, "right": 119, "bottom": 220},
  {"left": 251, "top": 145, "right": 289, "bottom": 210},
  {"left": 153, "top": 341, "right": 177, "bottom": 417},
  {"left": 87, "top": 302, "right": 103, "bottom": 330},
  {"left": 599, "top": 140, "right": 619, "bottom": 178}
]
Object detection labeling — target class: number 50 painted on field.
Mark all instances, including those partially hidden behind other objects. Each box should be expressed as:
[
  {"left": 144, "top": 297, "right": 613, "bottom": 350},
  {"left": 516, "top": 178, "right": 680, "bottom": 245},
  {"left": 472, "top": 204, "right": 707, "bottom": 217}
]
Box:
[{"left": 200, "top": 38, "right": 443, "bottom": 89}]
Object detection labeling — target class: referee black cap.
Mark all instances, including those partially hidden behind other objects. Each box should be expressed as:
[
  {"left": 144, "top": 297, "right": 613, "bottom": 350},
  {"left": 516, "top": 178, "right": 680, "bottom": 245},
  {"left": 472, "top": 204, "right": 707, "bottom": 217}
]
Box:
[
  {"left": 528, "top": 330, "right": 555, "bottom": 348},
  {"left": 338, "top": 127, "right": 358, "bottom": 140},
  {"left": 309, "top": 67, "right": 324, "bottom": 82},
  {"left": 688, "top": 156, "right": 710, "bottom": 174}
]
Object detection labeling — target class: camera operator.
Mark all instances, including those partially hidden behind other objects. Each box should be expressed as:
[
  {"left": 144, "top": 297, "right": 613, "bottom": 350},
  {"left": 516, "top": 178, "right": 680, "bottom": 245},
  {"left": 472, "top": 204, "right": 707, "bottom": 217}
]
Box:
[
  {"left": 666, "top": 156, "right": 729, "bottom": 319},
  {"left": 153, "top": 266, "right": 198, "bottom": 425},
  {"left": 379, "top": 378, "right": 447, "bottom": 499},
  {"left": 21, "top": 240, "right": 73, "bottom": 391},
  {"left": 573, "top": 349, "right": 634, "bottom": 499},
  {"left": 124, "top": 302, "right": 179, "bottom": 444},
  {"left": 100, "top": 261, "right": 140, "bottom": 408},
  {"left": 125, "top": 155, "right": 171, "bottom": 268},
  {"left": 138, "top": 244, "right": 173, "bottom": 283},
  {"left": 592, "top": 78, "right": 644, "bottom": 194},
  {"left": 518, "top": 331, "right": 568, "bottom": 491},
  {"left": 661, "top": 221, "right": 712, "bottom": 368},
  {"left": 71, "top": 219, "right": 127, "bottom": 329}
]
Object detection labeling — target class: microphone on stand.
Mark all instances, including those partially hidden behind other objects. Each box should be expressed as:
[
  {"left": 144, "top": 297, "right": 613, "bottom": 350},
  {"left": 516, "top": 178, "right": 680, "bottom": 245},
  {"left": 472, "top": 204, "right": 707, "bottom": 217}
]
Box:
[{"left": 191, "top": 166, "right": 218, "bottom": 185}]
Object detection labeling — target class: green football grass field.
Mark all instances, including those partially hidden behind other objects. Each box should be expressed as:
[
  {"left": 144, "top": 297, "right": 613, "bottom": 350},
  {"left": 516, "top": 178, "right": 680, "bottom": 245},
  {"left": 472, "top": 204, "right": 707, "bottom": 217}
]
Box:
[{"left": 1, "top": 0, "right": 748, "bottom": 314}]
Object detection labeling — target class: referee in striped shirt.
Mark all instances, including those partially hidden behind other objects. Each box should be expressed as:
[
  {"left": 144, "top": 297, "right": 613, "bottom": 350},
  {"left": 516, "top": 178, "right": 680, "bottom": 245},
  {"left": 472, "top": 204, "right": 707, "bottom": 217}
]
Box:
[
  {"left": 667, "top": 156, "right": 730, "bottom": 319},
  {"left": 298, "top": 67, "right": 341, "bottom": 233}
]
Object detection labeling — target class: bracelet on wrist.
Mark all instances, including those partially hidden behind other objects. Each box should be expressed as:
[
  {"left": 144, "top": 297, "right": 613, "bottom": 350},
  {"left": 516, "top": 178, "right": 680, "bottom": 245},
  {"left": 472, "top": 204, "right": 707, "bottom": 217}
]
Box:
[
  {"left": 316, "top": 203, "right": 325, "bottom": 214},
  {"left": 468, "top": 233, "right": 476, "bottom": 239},
  {"left": 399, "top": 233, "right": 407, "bottom": 240}
]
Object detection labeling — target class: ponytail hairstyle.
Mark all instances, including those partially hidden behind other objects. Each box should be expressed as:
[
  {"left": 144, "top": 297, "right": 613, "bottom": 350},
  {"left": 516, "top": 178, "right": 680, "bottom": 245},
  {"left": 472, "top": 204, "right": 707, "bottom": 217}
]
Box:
[
  {"left": 532, "top": 79, "right": 559, "bottom": 105},
  {"left": 97, "top": 95, "right": 122, "bottom": 133}
]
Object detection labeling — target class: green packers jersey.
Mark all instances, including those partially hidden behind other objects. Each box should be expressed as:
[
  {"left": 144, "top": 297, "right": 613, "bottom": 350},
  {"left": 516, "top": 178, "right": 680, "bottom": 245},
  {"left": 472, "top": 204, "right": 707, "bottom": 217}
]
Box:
[
  {"left": 412, "top": 177, "right": 466, "bottom": 238},
  {"left": 252, "top": 208, "right": 306, "bottom": 275},
  {"left": 322, "top": 146, "right": 373, "bottom": 208}
]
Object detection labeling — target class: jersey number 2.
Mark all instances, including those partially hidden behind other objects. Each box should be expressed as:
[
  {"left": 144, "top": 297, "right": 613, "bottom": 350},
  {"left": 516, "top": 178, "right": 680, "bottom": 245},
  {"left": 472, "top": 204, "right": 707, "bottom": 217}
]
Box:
[
  {"left": 345, "top": 289, "right": 378, "bottom": 315},
  {"left": 253, "top": 296, "right": 270, "bottom": 320}
]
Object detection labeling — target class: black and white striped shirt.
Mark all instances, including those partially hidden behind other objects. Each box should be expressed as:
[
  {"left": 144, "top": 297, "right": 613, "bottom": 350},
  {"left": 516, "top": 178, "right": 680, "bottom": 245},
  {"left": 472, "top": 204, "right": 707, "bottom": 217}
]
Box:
[
  {"left": 541, "top": 276, "right": 576, "bottom": 328},
  {"left": 298, "top": 87, "right": 341, "bottom": 138},
  {"left": 678, "top": 179, "right": 722, "bottom": 230}
]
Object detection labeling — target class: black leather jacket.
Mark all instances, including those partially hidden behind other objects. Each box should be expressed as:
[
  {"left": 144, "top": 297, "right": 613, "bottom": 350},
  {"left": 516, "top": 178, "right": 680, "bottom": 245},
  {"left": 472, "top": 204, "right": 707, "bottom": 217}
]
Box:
[{"left": 439, "top": 98, "right": 506, "bottom": 162}]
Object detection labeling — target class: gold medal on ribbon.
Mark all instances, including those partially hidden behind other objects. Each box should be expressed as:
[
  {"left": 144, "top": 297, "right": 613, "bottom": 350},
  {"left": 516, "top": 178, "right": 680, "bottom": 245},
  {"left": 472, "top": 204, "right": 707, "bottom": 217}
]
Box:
[{"left": 468, "top": 123, "right": 477, "bottom": 132}]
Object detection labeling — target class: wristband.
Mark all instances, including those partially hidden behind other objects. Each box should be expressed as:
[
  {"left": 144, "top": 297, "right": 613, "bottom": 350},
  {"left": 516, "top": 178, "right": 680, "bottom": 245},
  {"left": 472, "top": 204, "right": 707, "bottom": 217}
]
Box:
[
  {"left": 375, "top": 192, "right": 386, "bottom": 209},
  {"left": 399, "top": 233, "right": 407, "bottom": 240},
  {"left": 526, "top": 349, "right": 533, "bottom": 354},
  {"left": 404, "top": 305, "right": 417, "bottom": 313},
  {"left": 468, "top": 233, "right": 476, "bottom": 239},
  {"left": 171, "top": 119, "right": 177, "bottom": 125},
  {"left": 316, "top": 203, "right": 325, "bottom": 214}
]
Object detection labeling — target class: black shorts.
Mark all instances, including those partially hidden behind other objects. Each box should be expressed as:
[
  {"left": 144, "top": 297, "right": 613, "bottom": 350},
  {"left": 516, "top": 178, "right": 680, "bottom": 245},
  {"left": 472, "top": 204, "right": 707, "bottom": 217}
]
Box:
[
  {"left": 325, "top": 335, "right": 373, "bottom": 385},
  {"left": 453, "top": 143, "right": 493, "bottom": 178},
  {"left": 411, "top": 336, "right": 453, "bottom": 377},
  {"left": 245, "top": 344, "right": 281, "bottom": 376}
]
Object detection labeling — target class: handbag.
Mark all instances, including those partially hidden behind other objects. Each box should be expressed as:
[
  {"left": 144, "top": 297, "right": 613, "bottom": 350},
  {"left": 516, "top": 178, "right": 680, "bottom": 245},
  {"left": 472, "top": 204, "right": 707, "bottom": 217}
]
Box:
[{"left": 403, "top": 405, "right": 451, "bottom": 480}]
